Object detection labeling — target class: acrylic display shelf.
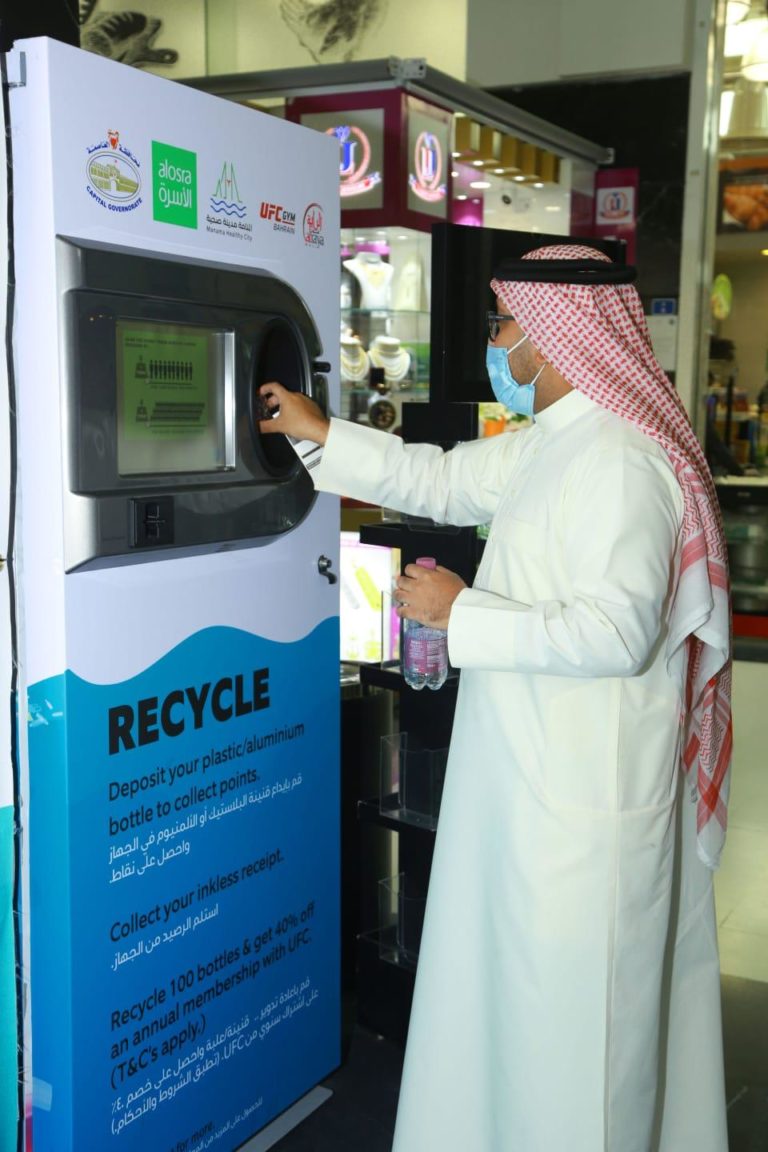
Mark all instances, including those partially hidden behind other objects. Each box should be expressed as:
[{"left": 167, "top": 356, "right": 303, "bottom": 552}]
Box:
[
  {"left": 377, "top": 872, "right": 428, "bottom": 971},
  {"left": 380, "top": 732, "right": 447, "bottom": 831}
]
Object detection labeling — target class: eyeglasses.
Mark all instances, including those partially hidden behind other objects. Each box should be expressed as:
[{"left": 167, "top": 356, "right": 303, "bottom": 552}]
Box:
[{"left": 486, "top": 311, "right": 515, "bottom": 342}]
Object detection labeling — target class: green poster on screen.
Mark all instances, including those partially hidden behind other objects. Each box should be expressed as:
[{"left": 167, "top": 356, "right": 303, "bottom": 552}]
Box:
[{"left": 120, "top": 324, "right": 210, "bottom": 441}]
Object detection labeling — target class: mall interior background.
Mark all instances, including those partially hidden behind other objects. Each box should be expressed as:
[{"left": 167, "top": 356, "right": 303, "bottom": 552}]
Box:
[{"left": 1, "top": 1, "right": 767, "bottom": 1150}]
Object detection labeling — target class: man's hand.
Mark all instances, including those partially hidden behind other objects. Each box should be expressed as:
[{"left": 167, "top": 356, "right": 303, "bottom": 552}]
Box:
[
  {"left": 394, "top": 564, "right": 466, "bottom": 630},
  {"left": 258, "top": 382, "right": 330, "bottom": 445}
]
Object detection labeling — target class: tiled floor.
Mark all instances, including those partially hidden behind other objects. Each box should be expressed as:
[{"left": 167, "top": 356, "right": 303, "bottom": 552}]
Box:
[
  {"left": 715, "top": 661, "right": 768, "bottom": 985},
  {"left": 716, "top": 659, "right": 768, "bottom": 1150},
  {"left": 266, "top": 1015, "right": 402, "bottom": 1152},
  {"left": 268, "top": 660, "right": 768, "bottom": 1151},
  {"left": 722, "top": 974, "right": 768, "bottom": 1151}
]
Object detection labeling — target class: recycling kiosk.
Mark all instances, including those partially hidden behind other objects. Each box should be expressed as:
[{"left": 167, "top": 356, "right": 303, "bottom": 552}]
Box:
[{"left": 7, "top": 37, "right": 341, "bottom": 1152}]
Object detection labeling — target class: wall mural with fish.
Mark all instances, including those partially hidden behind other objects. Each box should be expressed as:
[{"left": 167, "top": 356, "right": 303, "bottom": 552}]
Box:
[
  {"left": 79, "top": 0, "right": 178, "bottom": 67},
  {"left": 79, "top": 0, "right": 206, "bottom": 76},
  {"left": 278, "top": 0, "right": 387, "bottom": 64},
  {"left": 80, "top": 0, "right": 467, "bottom": 83}
]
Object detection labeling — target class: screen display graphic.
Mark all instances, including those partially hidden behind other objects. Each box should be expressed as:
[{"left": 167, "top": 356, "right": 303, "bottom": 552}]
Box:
[{"left": 117, "top": 321, "right": 233, "bottom": 476}]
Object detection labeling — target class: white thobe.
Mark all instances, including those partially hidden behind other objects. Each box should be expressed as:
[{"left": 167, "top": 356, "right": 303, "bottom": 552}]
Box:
[{"left": 314, "top": 391, "right": 728, "bottom": 1152}]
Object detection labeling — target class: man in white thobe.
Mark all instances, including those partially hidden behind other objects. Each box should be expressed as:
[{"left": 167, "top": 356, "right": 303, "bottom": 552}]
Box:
[{"left": 260, "top": 244, "right": 732, "bottom": 1152}]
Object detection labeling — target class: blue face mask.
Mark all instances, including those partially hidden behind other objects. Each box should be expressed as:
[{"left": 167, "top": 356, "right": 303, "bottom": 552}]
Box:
[{"left": 486, "top": 335, "right": 546, "bottom": 417}]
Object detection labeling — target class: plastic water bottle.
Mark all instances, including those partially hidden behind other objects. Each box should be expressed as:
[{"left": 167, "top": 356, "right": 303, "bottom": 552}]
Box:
[{"left": 402, "top": 557, "right": 448, "bottom": 691}]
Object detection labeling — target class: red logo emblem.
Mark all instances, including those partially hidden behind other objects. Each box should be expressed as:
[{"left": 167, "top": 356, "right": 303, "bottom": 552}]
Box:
[{"left": 302, "top": 203, "right": 325, "bottom": 247}]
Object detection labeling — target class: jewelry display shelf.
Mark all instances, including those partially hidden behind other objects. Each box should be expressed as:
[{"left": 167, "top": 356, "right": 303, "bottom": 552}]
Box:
[{"left": 340, "top": 226, "right": 433, "bottom": 424}]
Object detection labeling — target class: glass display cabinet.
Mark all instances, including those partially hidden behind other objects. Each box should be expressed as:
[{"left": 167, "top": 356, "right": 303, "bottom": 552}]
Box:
[{"left": 339, "top": 225, "right": 431, "bottom": 426}]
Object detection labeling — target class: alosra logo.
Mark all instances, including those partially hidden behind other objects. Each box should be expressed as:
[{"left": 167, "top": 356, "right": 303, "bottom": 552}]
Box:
[{"left": 152, "top": 141, "right": 197, "bottom": 229}]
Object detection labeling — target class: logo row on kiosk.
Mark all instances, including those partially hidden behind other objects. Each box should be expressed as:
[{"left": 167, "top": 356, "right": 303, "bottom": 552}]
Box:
[{"left": 85, "top": 130, "right": 327, "bottom": 247}]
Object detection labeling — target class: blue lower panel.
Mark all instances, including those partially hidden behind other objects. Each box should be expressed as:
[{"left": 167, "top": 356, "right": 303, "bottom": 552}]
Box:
[{"left": 28, "top": 621, "right": 340, "bottom": 1152}]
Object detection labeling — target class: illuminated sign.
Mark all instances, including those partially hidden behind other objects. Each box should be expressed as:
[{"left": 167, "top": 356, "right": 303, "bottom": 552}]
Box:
[
  {"left": 409, "top": 131, "right": 446, "bottom": 204},
  {"left": 326, "top": 125, "right": 382, "bottom": 198},
  {"left": 596, "top": 187, "right": 635, "bottom": 225},
  {"left": 406, "top": 97, "right": 450, "bottom": 219}
]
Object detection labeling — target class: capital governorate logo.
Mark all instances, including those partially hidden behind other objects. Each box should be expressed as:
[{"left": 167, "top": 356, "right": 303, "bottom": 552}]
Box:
[
  {"left": 86, "top": 129, "right": 142, "bottom": 213},
  {"left": 152, "top": 140, "right": 197, "bottom": 229}
]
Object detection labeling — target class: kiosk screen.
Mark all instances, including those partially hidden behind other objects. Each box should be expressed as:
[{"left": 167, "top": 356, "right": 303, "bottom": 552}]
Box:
[{"left": 116, "top": 319, "right": 235, "bottom": 475}]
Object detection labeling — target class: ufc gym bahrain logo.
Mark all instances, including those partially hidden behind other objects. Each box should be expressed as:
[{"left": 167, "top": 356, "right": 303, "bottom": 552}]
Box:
[{"left": 260, "top": 201, "right": 296, "bottom": 234}]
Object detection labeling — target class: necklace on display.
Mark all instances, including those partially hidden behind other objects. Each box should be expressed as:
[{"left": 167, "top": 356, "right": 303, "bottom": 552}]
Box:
[
  {"left": 344, "top": 256, "right": 394, "bottom": 309},
  {"left": 357, "top": 261, "right": 387, "bottom": 287},
  {"left": 369, "top": 339, "right": 411, "bottom": 383},
  {"left": 340, "top": 341, "right": 370, "bottom": 382}
]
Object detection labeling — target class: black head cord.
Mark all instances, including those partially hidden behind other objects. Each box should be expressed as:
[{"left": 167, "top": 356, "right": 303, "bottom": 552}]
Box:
[{"left": 491, "top": 258, "right": 637, "bottom": 285}]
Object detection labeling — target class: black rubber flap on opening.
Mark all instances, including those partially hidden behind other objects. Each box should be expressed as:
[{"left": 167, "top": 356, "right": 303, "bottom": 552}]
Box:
[{"left": 252, "top": 318, "right": 307, "bottom": 475}]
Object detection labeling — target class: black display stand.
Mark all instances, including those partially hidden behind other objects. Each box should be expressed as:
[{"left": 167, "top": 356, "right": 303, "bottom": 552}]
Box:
[{"left": 356, "top": 401, "right": 479, "bottom": 1043}]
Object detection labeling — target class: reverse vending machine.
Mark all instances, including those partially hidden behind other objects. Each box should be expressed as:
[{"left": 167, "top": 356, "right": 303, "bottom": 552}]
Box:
[{"left": 6, "top": 38, "right": 341, "bottom": 1152}]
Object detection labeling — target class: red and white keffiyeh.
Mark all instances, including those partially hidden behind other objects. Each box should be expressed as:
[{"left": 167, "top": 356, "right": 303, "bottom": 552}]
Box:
[{"left": 492, "top": 243, "right": 732, "bottom": 869}]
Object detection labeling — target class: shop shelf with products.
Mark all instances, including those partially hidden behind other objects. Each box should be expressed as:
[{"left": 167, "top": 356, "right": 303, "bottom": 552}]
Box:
[
  {"left": 354, "top": 400, "right": 479, "bottom": 1044},
  {"left": 715, "top": 477, "right": 768, "bottom": 650}
]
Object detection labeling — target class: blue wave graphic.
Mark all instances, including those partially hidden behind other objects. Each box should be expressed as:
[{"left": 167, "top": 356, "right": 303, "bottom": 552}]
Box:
[
  {"left": 27, "top": 619, "right": 340, "bottom": 1152},
  {"left": 210, "top": 198, "right": 247, "bottom": 217}
]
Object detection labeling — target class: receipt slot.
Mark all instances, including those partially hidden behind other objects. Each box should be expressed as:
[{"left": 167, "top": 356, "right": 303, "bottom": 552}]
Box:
[{"left": 59, "top": 238, "right": 329, "bottom": 569}]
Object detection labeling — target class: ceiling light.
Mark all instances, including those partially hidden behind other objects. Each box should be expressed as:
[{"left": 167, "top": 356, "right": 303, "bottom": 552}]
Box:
[
  {"left": 725, "top": 11, "right": 767, "bottom": 56},
  {"left": 741, "top": 23, "right": 768, "bottom": 81},
  {"left": 726, "top": 0, "right": 750, "bottom": 22},
  {"left": 723, "top": 76, "right": 768, "bottom": 138},
  {"left": 456, "top": 194, "right": 467, "bottom": 200},
  {"left": 469, "top": 180, "right": 491, "bottom": 189},
  {"left": 513, "top": 174, "right": 525, "bottom": 182}
]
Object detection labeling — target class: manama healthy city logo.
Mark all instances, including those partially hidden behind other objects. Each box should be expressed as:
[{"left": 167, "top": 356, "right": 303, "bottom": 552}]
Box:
[{"left": 152, "top": 140, "right": 197, "bottom": 229}]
